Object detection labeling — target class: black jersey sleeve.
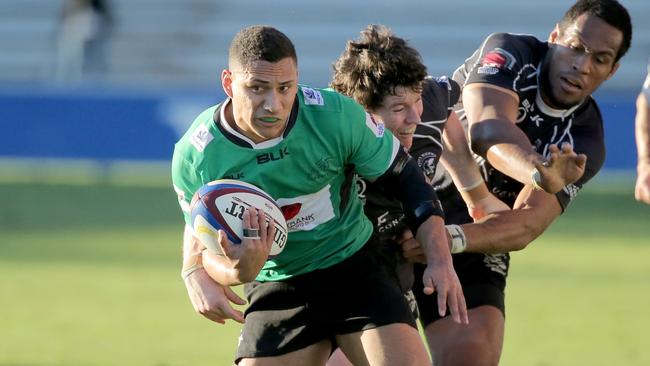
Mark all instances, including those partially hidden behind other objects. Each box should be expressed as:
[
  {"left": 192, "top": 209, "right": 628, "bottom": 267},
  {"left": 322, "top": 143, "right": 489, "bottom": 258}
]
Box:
[
  {"left": 453, "top": 32, "right": 544, "bottom": 93},
  {"left": 410, "top": 77, "right": 460, "bottom": 181},
  {"left": 555, "top": 101, "right": 606, "bottom": 211}
]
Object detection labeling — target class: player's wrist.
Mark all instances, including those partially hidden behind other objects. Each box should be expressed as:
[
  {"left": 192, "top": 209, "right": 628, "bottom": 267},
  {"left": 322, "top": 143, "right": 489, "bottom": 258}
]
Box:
[
  {"left": 530, "top": 167, "right": 543, "bottom": 191},
  {"left": 445, "top": 224, "right": 467, "bottom": 254},
  {"left": 181, "top": 253, "right": 203, "bottom": 281}
]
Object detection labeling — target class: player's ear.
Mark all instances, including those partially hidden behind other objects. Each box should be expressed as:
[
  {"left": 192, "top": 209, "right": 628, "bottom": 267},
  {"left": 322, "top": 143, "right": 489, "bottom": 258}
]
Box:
[
  {"left": 548, "top": 23, "right": 561, "bottom": 43},
  {"left": 606, "top": 62, "right": 620, "bottom": 80},
  {"left": 222, "top": 69, "right": 234, "bottom": 98}
]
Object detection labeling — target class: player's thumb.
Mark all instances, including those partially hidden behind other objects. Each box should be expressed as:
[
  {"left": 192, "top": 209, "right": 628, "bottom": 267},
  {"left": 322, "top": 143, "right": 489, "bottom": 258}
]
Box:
[
  {"left": 423, "top": 277, "right": 435, "bottom": 295},
  {"left": 217, "top": 230, "right": 232, "bottom": 257}
]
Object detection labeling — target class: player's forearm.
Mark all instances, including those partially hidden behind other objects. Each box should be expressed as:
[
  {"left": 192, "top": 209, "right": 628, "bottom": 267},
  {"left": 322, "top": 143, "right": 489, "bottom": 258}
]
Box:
[
  {"left": 201, "top": 252, "right": 253, "bottom": 286},
  {"left": 416, "top": 215, "right": 453, "bottom": 265},
  {"left": 459, "top": 187, "right": 561, "bottom": 253},
  {"left": 636, "top": 92, "right": 650, "bottom": 170},
  {"left": 441, "top": 115, "right": 483, "bottom": 188},
  {"left": 440, "top": 118, "right": 493, "bottom": 206},
  {"left": 182, "top": 225, "right": 255, "bottom": 285},
  {"left": 471, "top": 119, "right": 543, "bottom": 186}
]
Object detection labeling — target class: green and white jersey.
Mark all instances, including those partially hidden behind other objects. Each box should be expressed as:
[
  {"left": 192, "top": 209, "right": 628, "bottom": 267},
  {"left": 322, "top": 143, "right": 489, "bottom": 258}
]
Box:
[{"left": 172, "top": 86, "right": 401, "bottom": 281}]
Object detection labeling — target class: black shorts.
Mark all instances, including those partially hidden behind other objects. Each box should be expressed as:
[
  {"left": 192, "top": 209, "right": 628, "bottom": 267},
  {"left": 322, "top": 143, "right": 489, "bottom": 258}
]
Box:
[
  {"left": 412, "top": 253, "right": 508, "bottom": 326},
  {"left": 235, "top": 236, "right": 417, "bottom": 362},
  {"left": 413, "top": 187, "right": 508, "bottom": 327}
]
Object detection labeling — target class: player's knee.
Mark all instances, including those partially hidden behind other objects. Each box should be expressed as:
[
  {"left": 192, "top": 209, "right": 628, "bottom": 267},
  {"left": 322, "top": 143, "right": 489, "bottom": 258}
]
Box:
[{"left": 431, "top": 338, "right": 500, "bottom": 366}]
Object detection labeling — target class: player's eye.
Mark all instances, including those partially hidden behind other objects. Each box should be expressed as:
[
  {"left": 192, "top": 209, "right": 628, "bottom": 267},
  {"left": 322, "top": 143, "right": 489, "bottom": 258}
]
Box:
[
  {"left": 279, "top": 85, "right": 291, "bottom": 93},
  {"left": 249, "top": 85, "right": 264, "bottom": 93}
]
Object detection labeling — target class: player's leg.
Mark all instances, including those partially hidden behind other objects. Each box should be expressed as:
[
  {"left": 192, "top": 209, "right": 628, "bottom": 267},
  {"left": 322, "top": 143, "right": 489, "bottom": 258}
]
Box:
[
  {"left": 336, "top": 323, "right": 430, "bottom": 366},
  {"left": 235, "top": 279, "right": 332, "bottom": 365},
  {"left": 413, "top": 251, "right": 508, "bottom": 366},
  {"left": 239, "top": 340, "right": 332, "bottom": 366},
  {"left": 321, "top": 237, "right": 428, "bottom": 365},
  {"left": 425, "top": 305, "right": 504, "bottom": 366}
]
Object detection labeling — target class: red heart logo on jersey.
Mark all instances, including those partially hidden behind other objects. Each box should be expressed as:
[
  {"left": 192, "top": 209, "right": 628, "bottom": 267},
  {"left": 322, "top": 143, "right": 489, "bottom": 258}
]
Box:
[{"left": 280, "top": 203, "right": 302, "bottom": 220}]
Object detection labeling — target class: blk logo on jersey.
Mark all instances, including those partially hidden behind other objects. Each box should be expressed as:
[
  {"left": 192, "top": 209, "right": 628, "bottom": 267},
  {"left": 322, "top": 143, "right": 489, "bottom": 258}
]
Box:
[{"left": 257, "top": 147, "right": 289, "bottom": 164}]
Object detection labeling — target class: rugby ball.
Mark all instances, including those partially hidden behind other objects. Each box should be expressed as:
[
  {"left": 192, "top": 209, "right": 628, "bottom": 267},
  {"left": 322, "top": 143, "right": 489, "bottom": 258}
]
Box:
[{"left": 189, "top": 179, "right": 288, "bottom": 257}]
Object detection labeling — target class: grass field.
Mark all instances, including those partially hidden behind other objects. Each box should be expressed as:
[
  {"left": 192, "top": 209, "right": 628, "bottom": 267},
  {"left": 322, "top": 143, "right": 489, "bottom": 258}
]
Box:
[{"left": 1, "top": 180, "right": 649, "bottom": 365}]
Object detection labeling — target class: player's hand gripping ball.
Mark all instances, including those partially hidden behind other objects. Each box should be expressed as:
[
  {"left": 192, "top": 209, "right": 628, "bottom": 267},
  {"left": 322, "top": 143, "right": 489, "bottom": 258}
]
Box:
[{"left": 189, "top": 179, "right": 288, "bottom": 258}]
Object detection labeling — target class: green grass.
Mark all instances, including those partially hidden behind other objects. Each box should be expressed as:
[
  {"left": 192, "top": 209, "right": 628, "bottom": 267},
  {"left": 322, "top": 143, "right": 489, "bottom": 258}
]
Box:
[{"left": 1, "top": 182, "right": 648, "bottom": 365}]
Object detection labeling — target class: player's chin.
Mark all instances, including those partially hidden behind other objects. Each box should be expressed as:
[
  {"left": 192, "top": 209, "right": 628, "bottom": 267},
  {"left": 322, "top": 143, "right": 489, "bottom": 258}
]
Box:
[{"left": 398, "top": 136, "right": 414, "bottom": 149}]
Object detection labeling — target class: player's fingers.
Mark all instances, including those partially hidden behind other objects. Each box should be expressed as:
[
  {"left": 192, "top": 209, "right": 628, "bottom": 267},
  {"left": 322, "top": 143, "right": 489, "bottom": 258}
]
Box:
[
  {"left": 423, "top": 276, "right": 435, "bottom": 296},
  {"left": 224, "top": 285, "right": 247, "bottom": 306},
  {"left": 576, "top": 153, "right": 587, "bottom": 167},
  {"left": 445, "top": 288, "right": 461, "bottom": 324},
  {"left": 436, "top": 284, "right": 449, "bottom": 320},
  {"left": 458, "top": 290, "right": 469, "bottom": 324},
  {"left": 548, "top": 144, "right": 560, "bottom": 154},
  {"left": 561, "top": 142, "right": 574, "bottom": 153},
  {"left": 256, "top": 208, "right": 267, "bottom": 243},
  {"left": 220, "top": 305, "right": 245, "bottom": 324},
  {"left": 247, "top": 207, "right": 259, "bottom": 229}
]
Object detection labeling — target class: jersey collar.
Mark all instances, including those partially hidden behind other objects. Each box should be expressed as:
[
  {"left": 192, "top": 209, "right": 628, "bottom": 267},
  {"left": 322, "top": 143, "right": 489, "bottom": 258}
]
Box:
[{"left": 214, "top": 97, "right": 299, "bottom": 149}]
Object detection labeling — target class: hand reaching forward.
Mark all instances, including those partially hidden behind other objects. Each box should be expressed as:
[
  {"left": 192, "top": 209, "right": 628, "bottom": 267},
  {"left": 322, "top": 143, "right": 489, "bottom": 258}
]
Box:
[
  {"left": 535, "top": 143, "right": 587, "bottom": 194},
  {"left": 184, "top": 269, "right": 246, "bottom": 324}
]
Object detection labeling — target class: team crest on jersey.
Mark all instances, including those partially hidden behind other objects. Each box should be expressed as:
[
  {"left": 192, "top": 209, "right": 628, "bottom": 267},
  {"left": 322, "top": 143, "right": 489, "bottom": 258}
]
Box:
[
  {"left": 417, "top": 152, "right": 438, "bottom": 179},
  {"left": 190, "top": 124, "right": 214, "bottom": 152},
  {"left": 301, "top": 87, "right": 324, "bottom": 106},
  {"left": 365, "top": 113, "right": 385, "bottom": 138},
  {"left": 478, "top": 48, "right": 516, "bottom": 75}
]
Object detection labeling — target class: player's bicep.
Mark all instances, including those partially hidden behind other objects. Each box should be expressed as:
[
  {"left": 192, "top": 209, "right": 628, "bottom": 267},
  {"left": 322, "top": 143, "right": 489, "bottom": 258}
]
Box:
[{"left": 462, "top": 83, "right": 519, "bottom": 126}]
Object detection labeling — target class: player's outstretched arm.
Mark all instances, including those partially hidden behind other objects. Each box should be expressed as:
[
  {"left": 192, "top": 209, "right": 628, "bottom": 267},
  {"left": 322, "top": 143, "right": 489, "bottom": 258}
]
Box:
[
  {"left": 454, "top": 185, "right": 562, "bottom": 254},
  {"left": 181, "top": 225, "right": 246, "bottom": 324},
  {"left": 464, "top": 83, "right": 583, "bottom": 194},
  {"left": 440, "top": 111, "right": 510, "bottom": 220},
  {"left": 415, "top": 216, "right": 469, "bottom": 325},
  {"left": 635, "top": 90, "right": 650, "bottom": 204}
]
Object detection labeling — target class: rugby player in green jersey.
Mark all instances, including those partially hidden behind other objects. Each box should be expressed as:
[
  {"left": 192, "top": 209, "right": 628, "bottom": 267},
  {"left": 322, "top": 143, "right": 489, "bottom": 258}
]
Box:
[{"left": 172, "top": 25, "right": 467, "bottom": 365}]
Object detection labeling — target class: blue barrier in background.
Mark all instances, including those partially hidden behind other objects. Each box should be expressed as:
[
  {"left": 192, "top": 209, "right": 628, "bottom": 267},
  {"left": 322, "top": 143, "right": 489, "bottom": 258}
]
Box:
[{"left": 0, "top": 87, "right": 639, "bottom": 169}]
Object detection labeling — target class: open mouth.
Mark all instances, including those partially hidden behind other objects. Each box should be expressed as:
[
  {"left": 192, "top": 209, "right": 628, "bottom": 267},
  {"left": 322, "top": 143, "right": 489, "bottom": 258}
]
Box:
[
  {"left": 398, "top": 127, "right": 417, "bottom": 137},
  {"left": 560, "top": 76, "right": 583, "bottom": 92}
]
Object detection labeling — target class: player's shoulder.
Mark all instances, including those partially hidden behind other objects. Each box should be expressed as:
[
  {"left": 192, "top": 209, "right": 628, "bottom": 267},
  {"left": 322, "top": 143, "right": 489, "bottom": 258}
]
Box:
[
  {"left": 297, "top": 85, "right": 367, "bottom": 132},
  {"left": 575, "top": 97, "right": 604, "bottom": 127},
  {"left": 298, "top": 85, "right": 363, "bottom": 113},
  {"left": 173, "top": 104, "right": 220, "bottom": 161},
  {"left": 481, "top": 32, "right": 545, "bottom": 61},
  {"left": 483, "top": 32, "right": 541, "bottom": 49}
]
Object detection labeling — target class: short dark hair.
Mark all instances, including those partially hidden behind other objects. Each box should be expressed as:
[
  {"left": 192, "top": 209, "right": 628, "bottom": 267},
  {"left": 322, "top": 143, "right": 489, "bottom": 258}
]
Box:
[
  {"left": 330, "top": 24, "right": 427, "bottom": 110},
  {"left": 228, "top": 25, "right": 297, "bottom": 68},
  {"left": 559, "top": 0, "right": 632, "bottom": 62}
]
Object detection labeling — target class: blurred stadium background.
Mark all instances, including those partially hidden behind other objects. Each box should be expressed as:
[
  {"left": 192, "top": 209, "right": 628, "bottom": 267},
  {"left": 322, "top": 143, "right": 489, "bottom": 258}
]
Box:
[{"left": 1, "top": 1, "right": 649, "bottom": 365}]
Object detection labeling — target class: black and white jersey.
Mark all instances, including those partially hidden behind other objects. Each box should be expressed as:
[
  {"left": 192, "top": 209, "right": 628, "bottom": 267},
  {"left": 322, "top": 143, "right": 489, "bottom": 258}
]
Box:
[
  {"left": 445, "top": 32, "right": 606, "bottom": 210},
  {"left": 357, "top": 76, "right": 461, "bottom": 239}
]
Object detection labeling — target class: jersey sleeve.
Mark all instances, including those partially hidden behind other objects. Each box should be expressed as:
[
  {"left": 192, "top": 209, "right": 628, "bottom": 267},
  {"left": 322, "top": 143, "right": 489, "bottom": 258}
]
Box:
[
  {"left": 554, "top": 103, "right": 606, "bottom": 211},
  {"left": 344, "top": 98, "right": 402, "bottom": 180},
  {"left": 456, "top": 33, "right": 539, "bottom": 92},
  {"left": 171, "top": 146, "right": 202, "bottom": 225}
]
